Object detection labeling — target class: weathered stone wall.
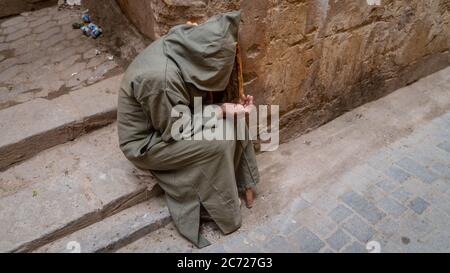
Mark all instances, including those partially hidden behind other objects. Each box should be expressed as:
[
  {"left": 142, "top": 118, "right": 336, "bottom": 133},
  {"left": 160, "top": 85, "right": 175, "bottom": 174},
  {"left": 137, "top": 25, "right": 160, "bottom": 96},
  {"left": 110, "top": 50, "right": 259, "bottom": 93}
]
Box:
[
  {"left": 116, "top": 0, "right": 158, "bottom": 40},
  {"left": 87, "top": 0, "right": 450, "bottom": 142},
  {"left": 0, "top": 0, "right": 57, "bottom": 18}
]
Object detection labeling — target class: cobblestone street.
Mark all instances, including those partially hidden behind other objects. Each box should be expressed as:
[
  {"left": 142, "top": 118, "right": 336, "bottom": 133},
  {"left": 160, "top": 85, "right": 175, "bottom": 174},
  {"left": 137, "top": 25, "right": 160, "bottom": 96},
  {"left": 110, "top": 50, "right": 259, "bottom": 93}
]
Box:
[
  {"left": 120, "top": 68, "right": 450, "bottom": 253},
  {"left": 0, "top": 6, "right": 121, "bottom": 110}
]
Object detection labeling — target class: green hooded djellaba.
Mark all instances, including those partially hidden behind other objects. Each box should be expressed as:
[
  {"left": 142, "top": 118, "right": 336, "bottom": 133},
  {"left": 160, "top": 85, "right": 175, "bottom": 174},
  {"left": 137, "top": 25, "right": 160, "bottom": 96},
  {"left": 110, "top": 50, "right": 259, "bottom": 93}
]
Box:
[{"left": 117, "top": 11, "right": 260, "bottom": 248}]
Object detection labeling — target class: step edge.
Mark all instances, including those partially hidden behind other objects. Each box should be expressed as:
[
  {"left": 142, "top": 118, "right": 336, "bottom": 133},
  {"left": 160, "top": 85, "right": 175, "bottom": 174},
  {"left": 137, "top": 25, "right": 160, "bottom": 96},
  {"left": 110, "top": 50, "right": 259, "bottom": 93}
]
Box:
[
  {"left": 11, "top": 185, "right": 161, "bottom": 253},
  {"left": 98, "top": 211, "right": 171, "bottom": 253},
  {"left": 0, "top": 108, "right": 117, "bottom": 171}
]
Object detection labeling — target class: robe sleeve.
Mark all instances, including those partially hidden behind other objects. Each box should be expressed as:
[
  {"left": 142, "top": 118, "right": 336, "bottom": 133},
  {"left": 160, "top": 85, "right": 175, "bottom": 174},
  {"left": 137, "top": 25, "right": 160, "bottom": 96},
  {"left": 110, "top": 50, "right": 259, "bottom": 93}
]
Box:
[
  {"left": 144, "top": 88, "right": 190, "bottom": 142},
  {"left": 131, "top": 71, "right": 191, "bottom": 143}
]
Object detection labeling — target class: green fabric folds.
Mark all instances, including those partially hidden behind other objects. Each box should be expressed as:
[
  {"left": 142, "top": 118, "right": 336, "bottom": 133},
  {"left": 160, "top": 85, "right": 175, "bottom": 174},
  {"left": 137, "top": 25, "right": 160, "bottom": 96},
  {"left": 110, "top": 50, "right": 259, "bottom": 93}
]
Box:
[
  {"left": 117, "top": 11, "right": 259, "bottom": 248},
  {"left": 163, "top": 11, "right": 240, "bottom": 92}
]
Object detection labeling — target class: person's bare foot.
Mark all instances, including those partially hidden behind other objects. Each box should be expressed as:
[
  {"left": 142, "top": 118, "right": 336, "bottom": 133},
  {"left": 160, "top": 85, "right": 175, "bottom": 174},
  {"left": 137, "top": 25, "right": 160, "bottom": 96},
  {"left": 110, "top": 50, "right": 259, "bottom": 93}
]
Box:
[{"left": 244, "top": 188, "right": 254, "bottom": 208}]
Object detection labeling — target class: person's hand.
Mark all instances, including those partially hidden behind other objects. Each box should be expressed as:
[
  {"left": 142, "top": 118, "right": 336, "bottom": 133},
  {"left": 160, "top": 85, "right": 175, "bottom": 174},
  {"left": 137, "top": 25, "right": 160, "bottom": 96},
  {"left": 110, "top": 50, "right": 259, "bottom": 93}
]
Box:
[
  {"left": 239, "top": 94, "right": 254, "bottom": 108},
  {"left": 220, "top": 103, "right": 247, "bottom": 117},
  {"left": 218, "top": 95, "right": 255, "bottom": 118}
]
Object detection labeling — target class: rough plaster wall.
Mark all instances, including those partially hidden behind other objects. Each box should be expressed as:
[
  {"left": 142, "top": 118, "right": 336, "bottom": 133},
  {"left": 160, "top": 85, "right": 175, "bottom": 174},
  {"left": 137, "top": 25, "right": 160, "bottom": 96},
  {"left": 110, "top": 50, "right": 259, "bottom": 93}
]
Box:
[
  {"left": 116, "top": 0, "right": 158, "bottom": 40},
  {"left": 92, "top": 0, "right": 450, "bottom": 142},
  {"left": 240, "top": 0, "right": 449, "bottom": 141}
]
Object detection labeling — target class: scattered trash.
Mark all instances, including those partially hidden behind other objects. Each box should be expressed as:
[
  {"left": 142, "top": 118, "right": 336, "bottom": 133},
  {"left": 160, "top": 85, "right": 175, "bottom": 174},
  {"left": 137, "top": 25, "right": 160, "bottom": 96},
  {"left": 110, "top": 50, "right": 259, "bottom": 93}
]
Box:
[
  {"left": 80, "top": 25, "right": 90, "bottom": 35},
  {"left": 81, "top": 14, "right": 90, "bottom": 23},
  {"left": 72, "top": 12, "right": 103, "bottom": 39},
  {"left": 88, "top": 23, "right": 103, "bottom": 38},
  {"left": 72, "top": 22, "right": 83, "bottom": 29},
  {"left": 107, "top": 55, "right": 114, "bottom": 61},
  {"left": 95, "top": 49, "right": 101, "bottom": 55},
  {"left": 71, "top": 72, "right": 78, "bottom": 77},
  {"left": 303, "top": 140, "right": 311, "bottom": 145}
]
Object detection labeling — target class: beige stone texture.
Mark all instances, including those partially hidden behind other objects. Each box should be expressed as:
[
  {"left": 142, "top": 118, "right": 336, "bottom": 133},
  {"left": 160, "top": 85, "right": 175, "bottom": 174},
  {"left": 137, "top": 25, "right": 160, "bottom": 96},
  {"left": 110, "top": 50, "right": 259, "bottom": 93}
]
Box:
[{"left": 84, "top": 0, "right": 449, "bottom": 141}]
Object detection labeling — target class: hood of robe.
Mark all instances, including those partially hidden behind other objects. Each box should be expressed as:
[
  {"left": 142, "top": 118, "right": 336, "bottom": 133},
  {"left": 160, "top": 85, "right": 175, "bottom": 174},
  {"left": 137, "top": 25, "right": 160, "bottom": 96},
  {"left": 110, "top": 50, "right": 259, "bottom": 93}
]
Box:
[{"left": 163, "top": 11, "right": 241, "bottom": 92}]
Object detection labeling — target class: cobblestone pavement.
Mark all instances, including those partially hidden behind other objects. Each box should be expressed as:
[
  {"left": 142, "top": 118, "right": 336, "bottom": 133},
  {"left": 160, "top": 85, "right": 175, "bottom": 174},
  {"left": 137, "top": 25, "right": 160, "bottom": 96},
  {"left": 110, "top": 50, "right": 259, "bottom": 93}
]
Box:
[
  {"left": 0, "top": 6, "right": 122, "bottom": 110},
  {"left": 119, "top": 68, "right": 450, "bottom": 253}
]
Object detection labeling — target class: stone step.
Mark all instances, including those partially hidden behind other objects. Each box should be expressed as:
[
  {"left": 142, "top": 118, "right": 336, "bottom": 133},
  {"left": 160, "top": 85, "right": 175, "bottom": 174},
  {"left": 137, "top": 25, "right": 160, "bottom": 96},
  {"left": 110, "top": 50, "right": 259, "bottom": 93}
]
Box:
[
  {"left": 34, "top": 197, "right": 171, "bottom": 253},
  {"left": 0, "top": 123, "right": 159, "bottom": 253},
  {"left": 0, "top": 74, "right": 123, "bottom": 171}
]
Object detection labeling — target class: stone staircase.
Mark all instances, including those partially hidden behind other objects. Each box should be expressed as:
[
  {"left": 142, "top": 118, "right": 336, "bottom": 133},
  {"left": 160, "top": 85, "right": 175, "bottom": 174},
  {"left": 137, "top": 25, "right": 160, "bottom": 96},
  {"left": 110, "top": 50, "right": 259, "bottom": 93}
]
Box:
[
  {"left": 0, "top": 74, "right": 171, "bottom": 253},
  {"left": 1, "top": 64, "right": 449, "bottom": 253}
]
